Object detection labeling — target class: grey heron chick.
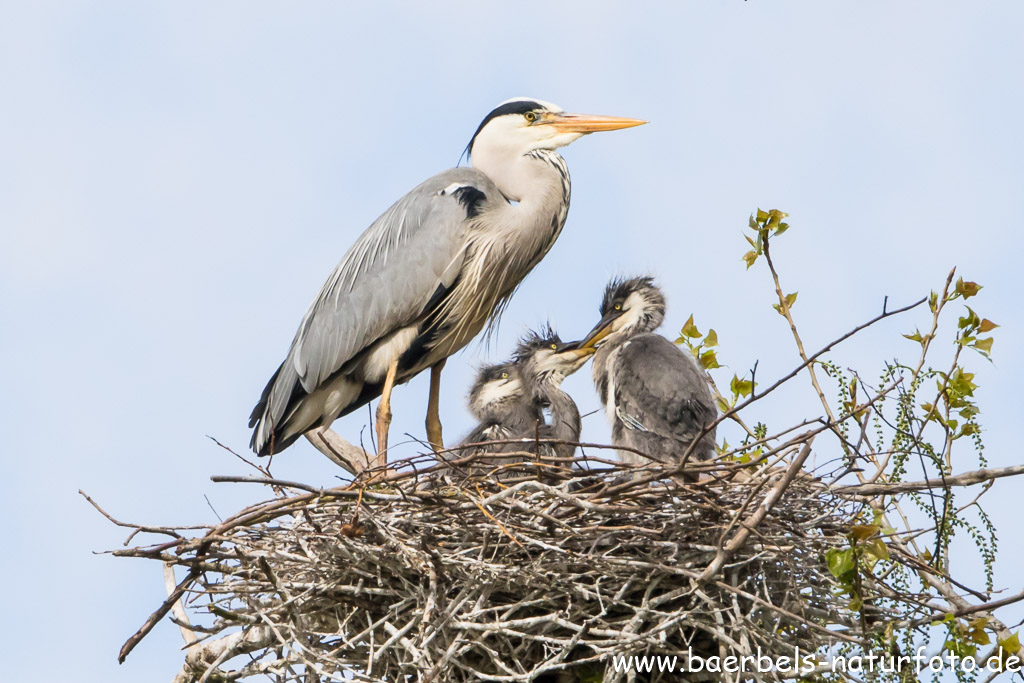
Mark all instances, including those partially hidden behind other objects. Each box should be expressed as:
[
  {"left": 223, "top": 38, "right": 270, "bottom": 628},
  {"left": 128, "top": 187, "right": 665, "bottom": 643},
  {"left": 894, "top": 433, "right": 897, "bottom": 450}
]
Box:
[
  {"left": 513, "top": 328, "right": 593, "bottom": 462},
  {"left": 455, "top": 360, "right": 537, "bottom": 464},
  {"left": 248, "top": 98, "right": 645, "bottom": 460},
  {"left": 579, "top": 277, "right": 717, "bottom": 471},
  {"left": 454, "top": 329, "right": 592, "bottom": 479}
]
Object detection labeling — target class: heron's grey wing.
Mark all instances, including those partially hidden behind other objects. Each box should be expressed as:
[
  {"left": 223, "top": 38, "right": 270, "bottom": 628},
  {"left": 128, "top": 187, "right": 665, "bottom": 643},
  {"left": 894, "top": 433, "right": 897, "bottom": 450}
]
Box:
[
  {"left": 611, "top": 334, "right": 717, "bottom": 443},
  {"left": 256, "top": 168, "right": 498, "bottom": 433}
]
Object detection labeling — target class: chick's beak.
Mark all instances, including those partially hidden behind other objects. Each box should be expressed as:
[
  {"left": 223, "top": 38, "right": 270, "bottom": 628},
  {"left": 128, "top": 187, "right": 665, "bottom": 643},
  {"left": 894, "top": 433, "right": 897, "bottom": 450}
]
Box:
[
  {"left": 553, "top": 339, "right": 597, "bottom": 360},
  {"left": 545, "top": 112, "right": 647, "bottom": 134},
  {"left": 578, "top": 309, "right": 623, "bottom": 350}
]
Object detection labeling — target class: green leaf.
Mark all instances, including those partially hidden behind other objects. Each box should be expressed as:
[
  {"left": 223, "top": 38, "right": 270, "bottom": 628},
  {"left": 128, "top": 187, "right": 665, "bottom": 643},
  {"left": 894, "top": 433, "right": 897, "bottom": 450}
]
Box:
[
  {"left": 766, "top": 209, "right": 789, "bottom": 231},
  {"left": 998, "top": 631, "right": 1020, "bottom": 655},
  {"left": 946, "top": 368, "right": 978, "bottom": 400},
  {"left": 849, "top": 524, "right": 880, "bottom": 542},
  {"left": 748, "top": 215, "right": 759, "bottom": 230},
  {"left": 772, "top": 292, "right": 797, "bottom": 315},
  {"left": 903, "top": 329, "right": 923, "bottom": 343},
  {"left": 775, "top": 221, "right": 790, "bottom": 236},
  {"left": 945, "top": 638, "right": 977, "bottom": 659},
  {"left": 756, "top": 209, "right": 769, "bottom": 223},
  {"left": 699, "top": 349, "right": 720, "bottom": 370},
  {"left": 742, "top": 250, "right": 758, "bottom": 269},
  {"left": 959, "top": 404, "right": 980, "bottom": 420},
  {"left": 979, "top": 318, "right": 999, "bottom": 333},
  {"left": 968, "top": 617, "right": 992, "bottom": 645},
  {"left": 972, "top": 337, "right": 994, "bottom": 354},
  {"left": 730, "top": 374, "right": 754, "bottom": 399},
  {"left": 959, "top": 422, "right": 980, "bottom": 437},
  {"left": 958, "top": 306, "right": 981, "bottom": 330},
  {"left": 716, "top": 397, "right": 731, "bottom": 413},
  {"left": 866, "top": 538, "right": 890, "bottom": 562},
  {"left": 704, "top": 329, "right": 718, "bottom": 348},
  {"left": 679, "top": 314, "right": 701, "bottom": 339},
  {"left": 825, "top": 547, "right": 856, "bottom": 580},
  {"left": 955, "top": 277, "right": 982, "bottom": 299}
]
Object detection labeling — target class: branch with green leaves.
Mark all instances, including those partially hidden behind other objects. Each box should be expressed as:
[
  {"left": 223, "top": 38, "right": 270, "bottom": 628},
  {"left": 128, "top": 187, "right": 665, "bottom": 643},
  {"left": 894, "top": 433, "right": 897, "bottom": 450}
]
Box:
[{"left": 671, "top": 208, "right": 1020, "bottom": 681}]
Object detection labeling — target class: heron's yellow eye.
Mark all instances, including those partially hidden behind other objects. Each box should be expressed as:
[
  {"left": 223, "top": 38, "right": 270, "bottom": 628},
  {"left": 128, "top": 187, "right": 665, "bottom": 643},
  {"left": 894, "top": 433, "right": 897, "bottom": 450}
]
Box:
[
  {"left": 524, "top": 111, "right": 538, "bottom": 123},
  {"left": 501, "top": 372, "right": 509, "bottom": 379},
  {"left": 550, "top": 343, "right": 558, "bottom": 350},
  {"left": 614, "top": 303, "right": 622, "bottom": 311}
]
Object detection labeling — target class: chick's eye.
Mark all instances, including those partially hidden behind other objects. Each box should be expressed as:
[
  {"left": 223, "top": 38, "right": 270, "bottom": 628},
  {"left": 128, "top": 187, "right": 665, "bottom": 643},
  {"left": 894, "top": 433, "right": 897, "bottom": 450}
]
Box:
[
  {"left": 524, "top": 111, "right": 538, "bottom": 123},
  {"left": 501, "top": 372, "right": 509, "bottom": 379}
]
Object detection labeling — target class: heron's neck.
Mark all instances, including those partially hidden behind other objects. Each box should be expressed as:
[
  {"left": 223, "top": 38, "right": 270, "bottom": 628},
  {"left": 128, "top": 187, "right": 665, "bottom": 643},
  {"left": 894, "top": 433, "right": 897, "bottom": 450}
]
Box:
[
  {"left": 438, "top": 150, "right": 571, "bottom": 350},
  {"left": 474, "top": 149, "right": 569, "bottom": 208},
  {"left": 535, "top": 384, "right": 581, "bottom": 443}
]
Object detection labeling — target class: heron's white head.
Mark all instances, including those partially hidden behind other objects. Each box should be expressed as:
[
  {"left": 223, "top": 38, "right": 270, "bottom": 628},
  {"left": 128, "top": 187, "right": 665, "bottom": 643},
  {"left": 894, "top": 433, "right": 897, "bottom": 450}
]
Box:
[{"left": 467, "top": 98, "right": 645, "bottom": 200}]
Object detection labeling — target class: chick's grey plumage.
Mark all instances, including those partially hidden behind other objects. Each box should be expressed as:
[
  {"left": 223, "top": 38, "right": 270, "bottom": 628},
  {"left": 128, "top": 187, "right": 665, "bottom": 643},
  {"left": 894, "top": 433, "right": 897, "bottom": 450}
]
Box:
[
  {"left": 513, "top": 329, "right": 587, "bottom": 461},
  {"left": 587, "top": 277, "right": 717, "bottom": 469},
  {"left": 455, "top": 328, "right": 590, "bottom": 478},
  {"left": 456, "top": 361, "right": 539, "bottom": 462},
  {"left": 248, "top": 98, "right": 645, "bottom": 456}
]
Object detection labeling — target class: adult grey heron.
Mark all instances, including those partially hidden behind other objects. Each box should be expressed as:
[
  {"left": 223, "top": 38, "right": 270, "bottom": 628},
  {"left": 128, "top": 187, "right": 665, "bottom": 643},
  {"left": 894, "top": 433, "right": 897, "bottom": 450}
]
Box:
[
  {"left": 248, "top": 98, "right": 645, "bottom": 459},
  {"left": 578, "top": 277, "right": 717, "bottom": 470},
  {"left": 454, "top": 328, "right": 592, "bottom": 478}
]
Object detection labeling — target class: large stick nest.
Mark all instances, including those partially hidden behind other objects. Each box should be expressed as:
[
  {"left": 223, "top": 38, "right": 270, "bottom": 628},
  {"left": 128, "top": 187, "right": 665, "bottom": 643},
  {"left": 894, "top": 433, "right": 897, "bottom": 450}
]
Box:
[{"left": 137, "top": 452, "right": 889, "bottom": 683}]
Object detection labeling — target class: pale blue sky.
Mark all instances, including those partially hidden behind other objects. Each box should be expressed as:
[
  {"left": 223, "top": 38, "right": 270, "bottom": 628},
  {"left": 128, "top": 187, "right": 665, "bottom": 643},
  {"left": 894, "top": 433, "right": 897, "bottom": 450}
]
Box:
[{"left": 2, "top": 2, "right": 1022, "bottom": 681}]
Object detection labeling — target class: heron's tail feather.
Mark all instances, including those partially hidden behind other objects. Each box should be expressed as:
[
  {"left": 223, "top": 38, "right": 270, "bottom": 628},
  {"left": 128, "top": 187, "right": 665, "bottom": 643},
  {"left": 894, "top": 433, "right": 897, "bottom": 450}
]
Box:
[{"left": 249, "top": 361, "right": 302, "bottom": 457}]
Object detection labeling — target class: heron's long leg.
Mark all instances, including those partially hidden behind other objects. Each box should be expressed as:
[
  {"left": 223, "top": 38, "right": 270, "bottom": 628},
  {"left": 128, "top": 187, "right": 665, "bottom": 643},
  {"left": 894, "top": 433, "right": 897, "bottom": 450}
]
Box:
[
  {"left": 425, "top": 359, "right": 446, "bottom": 452},
  {"left": 375, "top": 359, "right": 400, "bottom": 468}
]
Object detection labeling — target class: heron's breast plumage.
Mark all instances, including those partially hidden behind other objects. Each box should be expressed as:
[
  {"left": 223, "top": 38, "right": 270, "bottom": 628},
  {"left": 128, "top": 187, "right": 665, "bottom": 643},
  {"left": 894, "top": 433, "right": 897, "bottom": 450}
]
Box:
[{"left": 417, "top": 152, "right": 572, "bottom": 366}]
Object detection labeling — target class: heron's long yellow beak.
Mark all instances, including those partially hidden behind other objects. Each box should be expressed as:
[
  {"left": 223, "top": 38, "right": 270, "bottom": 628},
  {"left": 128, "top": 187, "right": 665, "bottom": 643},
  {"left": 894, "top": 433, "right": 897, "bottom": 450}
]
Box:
[{"left": 546, "top": 112, "right": 647, "bottom": 133}]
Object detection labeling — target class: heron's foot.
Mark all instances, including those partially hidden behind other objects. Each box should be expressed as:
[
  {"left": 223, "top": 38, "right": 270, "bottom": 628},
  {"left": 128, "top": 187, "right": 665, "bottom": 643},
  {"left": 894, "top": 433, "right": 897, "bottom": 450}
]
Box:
[
  {"left": 425, "top": 359, "right": 446, "bottom": 454},
  {"left": 425, "top": 417, "right": 444, "bottom": 453},
  {"left": 375, "top": 403, "right": 393, "bottom": 467}
]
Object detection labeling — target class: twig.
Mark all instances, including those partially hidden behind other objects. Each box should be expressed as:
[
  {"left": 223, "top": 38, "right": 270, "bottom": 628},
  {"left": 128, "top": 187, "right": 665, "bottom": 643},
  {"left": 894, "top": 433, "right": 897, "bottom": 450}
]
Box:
[{"left": 836, "top": 465, "right": 1024, "bottom": 496}]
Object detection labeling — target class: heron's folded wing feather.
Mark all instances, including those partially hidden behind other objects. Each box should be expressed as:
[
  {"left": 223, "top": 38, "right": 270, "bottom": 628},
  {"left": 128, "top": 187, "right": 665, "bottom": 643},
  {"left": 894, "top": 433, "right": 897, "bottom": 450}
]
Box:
[
  {"left": 266, "top": 169, "right": 496, "bottom": 422},
  {"left": 612, "top": 334, "right": 717, "bottom": 442}
]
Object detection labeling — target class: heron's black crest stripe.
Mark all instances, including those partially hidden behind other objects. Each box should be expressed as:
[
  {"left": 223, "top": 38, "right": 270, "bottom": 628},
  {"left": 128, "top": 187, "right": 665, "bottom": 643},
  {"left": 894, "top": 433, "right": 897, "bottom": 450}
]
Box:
[
  {"left": 452, "top": 186, "right": 486, "bottom": 218},
  {"left": 467, "top": 99, "right": 547, "bottom": 156}
]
